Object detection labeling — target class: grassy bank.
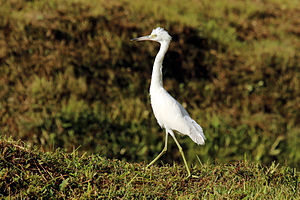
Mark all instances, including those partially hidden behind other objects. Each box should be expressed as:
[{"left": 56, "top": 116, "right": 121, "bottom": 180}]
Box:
[
  {"left": 0, "top": 137, "right": 299, "bottom": 199},
  {"left": 0, "top": 0, "right": 299, "bottom": 167}
]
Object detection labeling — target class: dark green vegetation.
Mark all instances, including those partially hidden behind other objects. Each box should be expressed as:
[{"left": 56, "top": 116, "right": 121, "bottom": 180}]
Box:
[
  {"left": 0, "top": 0, "right": 299, "bottom": 170},
  {"left": 1, "top": 137, "right": 299, "bottom": 199}
]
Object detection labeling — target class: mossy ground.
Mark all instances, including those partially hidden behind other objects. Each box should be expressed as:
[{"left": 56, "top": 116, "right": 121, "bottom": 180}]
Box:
[
  {"left": 1, "top": 0, "right": 299, "bottom": 167},
  {"left": 0, "top": 137, "right": 299, "bottom": 199}
]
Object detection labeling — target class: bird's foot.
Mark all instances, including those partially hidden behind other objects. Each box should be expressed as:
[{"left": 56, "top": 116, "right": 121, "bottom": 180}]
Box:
[{"left": 184, "top": 174, "right": 200, "bottom": 180}]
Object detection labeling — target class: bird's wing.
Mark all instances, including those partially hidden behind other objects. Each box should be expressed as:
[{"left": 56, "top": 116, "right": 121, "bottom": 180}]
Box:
[
  {"left": 151, "top": 89, "right": 205, "bottom": 145},
  {"left": 151, "top": 90, "right": 205, "bottom": 144},
  {"left": 150, "top": 89, "right": 187, "bottom": 129},
  {"left": 183, "top": 115, "right": 205, "bottom": 145}
]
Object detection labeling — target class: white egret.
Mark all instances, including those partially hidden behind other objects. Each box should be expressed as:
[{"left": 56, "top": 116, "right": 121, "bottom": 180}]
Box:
[{"left": 131, "top": 27, "right": 205, "bottom": 177}]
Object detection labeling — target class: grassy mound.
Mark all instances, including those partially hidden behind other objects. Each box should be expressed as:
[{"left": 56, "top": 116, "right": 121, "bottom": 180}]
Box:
[
  {"left": 0, "top": 0, "right": 299, "bottom": 167},
  {"left": 0, "top": 137, "right": 299, "bottom": 199}
]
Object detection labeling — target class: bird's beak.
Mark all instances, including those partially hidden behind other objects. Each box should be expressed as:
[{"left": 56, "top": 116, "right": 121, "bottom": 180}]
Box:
[{"left": 131, "top": 35, "right": 151, "bottom": 41}]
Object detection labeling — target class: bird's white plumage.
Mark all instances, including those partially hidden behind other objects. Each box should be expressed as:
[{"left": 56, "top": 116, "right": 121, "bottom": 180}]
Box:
[
  {"left": 150, "top": 85, "right": 205, "bottom": 145},
  {"left": 143, "top": 27, "right": 205, "bottom": 145},
  {"left": 132, "top": 27, "right": 205, "bottom": 177},
  {"left": 151, "top": 27, "right": 165, "bottom": 35}
]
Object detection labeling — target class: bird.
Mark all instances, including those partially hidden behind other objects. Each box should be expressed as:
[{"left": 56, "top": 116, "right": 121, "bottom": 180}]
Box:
[{"left": 131, "top": 27, "right": 205, "bottom": 177}]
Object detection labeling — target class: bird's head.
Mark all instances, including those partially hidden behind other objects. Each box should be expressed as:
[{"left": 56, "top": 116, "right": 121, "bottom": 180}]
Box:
[{"left": 131, "top": 27, "right": 172, "bottom": 43}]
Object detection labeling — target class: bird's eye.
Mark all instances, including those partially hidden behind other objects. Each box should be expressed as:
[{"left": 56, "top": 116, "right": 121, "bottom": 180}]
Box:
[{"left": 151, "top": 34, "right": 157, "bottom": 38}]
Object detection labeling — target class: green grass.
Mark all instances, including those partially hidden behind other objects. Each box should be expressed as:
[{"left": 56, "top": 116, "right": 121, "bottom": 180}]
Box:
[
  {"left": 0, "top": 137, "right": 299, "bottom": 199},
  {"left": 0, "top": 0, "right": 299, "bottom": 176}
]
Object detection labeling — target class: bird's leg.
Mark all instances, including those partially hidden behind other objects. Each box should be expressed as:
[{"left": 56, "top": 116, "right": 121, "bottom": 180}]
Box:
[
  {"left": 170, "top": 134, "right": 191, "bottom": 178},
  {"left": 147, "top": 131, "right": 168, "bottom": 168}
]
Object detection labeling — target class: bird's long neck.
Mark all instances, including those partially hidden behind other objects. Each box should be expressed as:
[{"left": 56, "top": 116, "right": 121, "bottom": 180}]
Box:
[{"left": 150, "top": 41, "right": 170, "bottom": 93}]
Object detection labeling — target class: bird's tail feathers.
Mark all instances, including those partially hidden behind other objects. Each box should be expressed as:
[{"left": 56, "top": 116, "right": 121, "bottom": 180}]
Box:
[{"left": 184, "top": 116, "right": 206, "bottom": 145}]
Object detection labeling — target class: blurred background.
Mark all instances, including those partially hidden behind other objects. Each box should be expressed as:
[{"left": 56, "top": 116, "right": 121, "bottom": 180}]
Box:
[{"left": 0, "top": 0, "right": 299, "bottom": 167}]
